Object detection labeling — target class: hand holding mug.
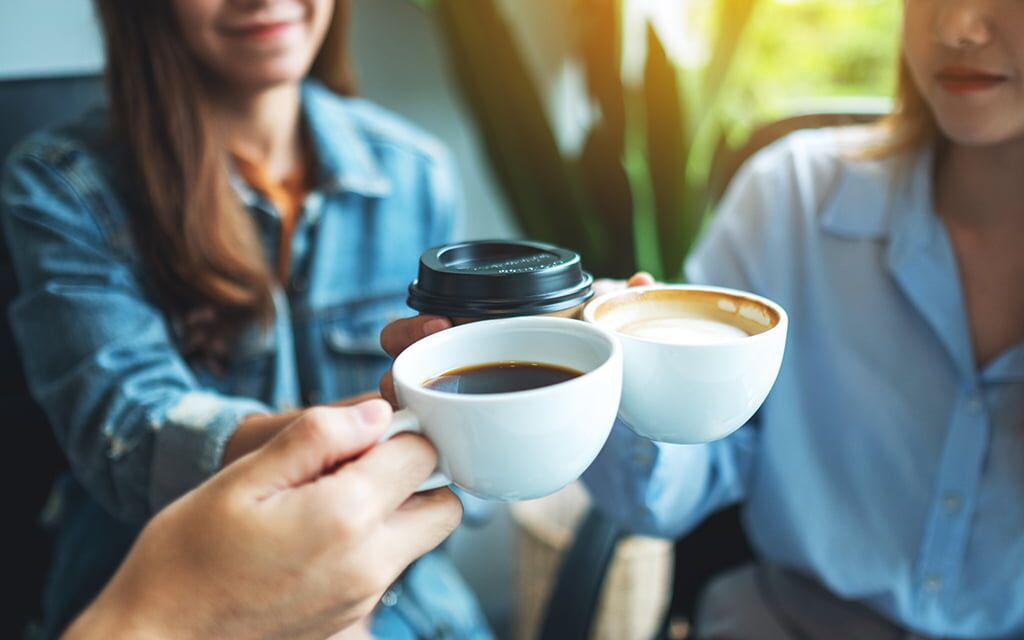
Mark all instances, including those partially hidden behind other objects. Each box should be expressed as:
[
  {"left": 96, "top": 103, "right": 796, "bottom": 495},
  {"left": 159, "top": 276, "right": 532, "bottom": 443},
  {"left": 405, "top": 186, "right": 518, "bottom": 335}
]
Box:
[
  {"left": 380, "top": 315, "right": 453, "bottom": 406},
  {"left": 64, "top": 401, "right": 461, "bottom": 640}
]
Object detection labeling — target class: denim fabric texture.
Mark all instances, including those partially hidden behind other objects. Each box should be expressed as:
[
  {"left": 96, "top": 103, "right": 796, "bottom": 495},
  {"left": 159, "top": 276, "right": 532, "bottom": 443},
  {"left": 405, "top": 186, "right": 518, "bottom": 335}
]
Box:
[{"left": 2, "top": 79, "right": 492, "bottom": 639}]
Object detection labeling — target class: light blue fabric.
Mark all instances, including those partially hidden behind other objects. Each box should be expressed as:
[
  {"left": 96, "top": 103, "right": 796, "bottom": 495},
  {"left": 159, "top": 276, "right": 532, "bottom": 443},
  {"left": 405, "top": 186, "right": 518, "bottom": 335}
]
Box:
[
  {"left": 584, "top": 127, "right": 1024, "bottom": 640},
  {"left": 2, "top": 79, "right": 491, "bottom": 639}
]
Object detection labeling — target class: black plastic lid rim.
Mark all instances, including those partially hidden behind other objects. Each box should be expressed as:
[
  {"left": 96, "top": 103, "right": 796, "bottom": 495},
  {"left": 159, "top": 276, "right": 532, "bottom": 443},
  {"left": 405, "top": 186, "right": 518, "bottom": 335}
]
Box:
[
  {"left": 407, "top": 275, "right": 594, "bottom": 318},
  {"left": 407, "top": 240, "right": 595, "bottom": 318}
]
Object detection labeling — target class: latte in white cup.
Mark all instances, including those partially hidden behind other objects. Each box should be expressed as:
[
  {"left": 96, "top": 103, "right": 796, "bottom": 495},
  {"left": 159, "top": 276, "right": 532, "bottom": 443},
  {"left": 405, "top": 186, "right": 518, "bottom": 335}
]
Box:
[{"left": 583, "top": 285, "right": 787, "bottom": 444}]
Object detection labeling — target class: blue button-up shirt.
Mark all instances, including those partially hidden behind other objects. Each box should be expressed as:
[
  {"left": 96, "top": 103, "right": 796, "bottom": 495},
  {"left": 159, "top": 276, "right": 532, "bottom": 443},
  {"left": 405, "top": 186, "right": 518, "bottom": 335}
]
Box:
[
  {"left": 2, "top": 80, "right": 490, "bottom": 639},
  {"left": 585, "top": 127, "right": 1024, "bottom": 639}
]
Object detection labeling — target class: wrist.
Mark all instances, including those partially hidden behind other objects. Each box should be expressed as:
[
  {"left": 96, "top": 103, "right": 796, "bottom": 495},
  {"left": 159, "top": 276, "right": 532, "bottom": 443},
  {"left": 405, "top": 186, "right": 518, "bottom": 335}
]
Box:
[
  {"left": 63, "top": 543, "right": 214, "bottom": 640},
  {"left": 63, "top": 586, "right": 170, "bottom": 640}
]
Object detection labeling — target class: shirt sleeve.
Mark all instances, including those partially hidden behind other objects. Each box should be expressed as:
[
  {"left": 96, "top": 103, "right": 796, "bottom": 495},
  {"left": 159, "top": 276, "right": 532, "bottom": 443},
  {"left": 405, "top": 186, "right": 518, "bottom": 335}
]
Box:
[
  {"left": 2, "top": 150, "right": 273, "bottom": 524},
  {"left": 584, "top": 146, "right": 788, "bottom": 539}
]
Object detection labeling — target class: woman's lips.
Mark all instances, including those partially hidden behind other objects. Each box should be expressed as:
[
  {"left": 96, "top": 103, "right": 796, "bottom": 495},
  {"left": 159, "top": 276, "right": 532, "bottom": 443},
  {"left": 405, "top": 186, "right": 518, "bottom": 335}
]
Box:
[
  {"left": 936, "top": 65, "right": 1009, "bottom": 96},
  {"left": 222, "top": 20, "right": 299, "bottom": 41}
]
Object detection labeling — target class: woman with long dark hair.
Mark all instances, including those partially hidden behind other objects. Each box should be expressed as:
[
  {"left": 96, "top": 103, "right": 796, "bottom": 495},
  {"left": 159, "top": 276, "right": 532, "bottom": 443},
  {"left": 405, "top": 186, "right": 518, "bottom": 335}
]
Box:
[{"left": 1, "top": 1, "right": 489, "bottom": 637}]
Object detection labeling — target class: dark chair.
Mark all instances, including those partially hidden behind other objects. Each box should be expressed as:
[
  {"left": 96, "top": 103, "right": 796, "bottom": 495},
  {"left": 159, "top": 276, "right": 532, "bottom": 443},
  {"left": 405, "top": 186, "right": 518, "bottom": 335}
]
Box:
[
  {"left": 0, "top": 73, "right": 105, "bottom": 638},
  {"left": 538, "top": 106, "right": 885, "bottom": 640}
]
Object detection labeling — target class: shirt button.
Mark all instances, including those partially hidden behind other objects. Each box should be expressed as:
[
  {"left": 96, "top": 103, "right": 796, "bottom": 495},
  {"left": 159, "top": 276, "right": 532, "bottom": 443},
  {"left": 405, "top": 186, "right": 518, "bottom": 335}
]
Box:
[
  {"left": 923, "top": 576, "right": 942, "bottom": 593},
  {"left": 942, "top": 493, "right": 963, "bottom": 514},
  {"left": 381, "top": 587, "right": 401, "bottom": 607},
  {"left": 966, "top": 395, "right": 984, "bottom": 415}
]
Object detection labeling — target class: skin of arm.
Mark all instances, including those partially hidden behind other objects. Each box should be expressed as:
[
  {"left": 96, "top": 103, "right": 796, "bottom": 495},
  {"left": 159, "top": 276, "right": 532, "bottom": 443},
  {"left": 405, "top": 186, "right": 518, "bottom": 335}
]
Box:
[{"left": 63, "top": 399, "right": 462, "bottom": 640}]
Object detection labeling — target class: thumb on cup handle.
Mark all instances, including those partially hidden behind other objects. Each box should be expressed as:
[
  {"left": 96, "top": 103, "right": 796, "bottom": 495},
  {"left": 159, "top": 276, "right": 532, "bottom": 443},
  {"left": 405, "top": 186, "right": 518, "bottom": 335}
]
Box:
[{"left": 380, "top": 409, "right": 451, "bottom": 492}]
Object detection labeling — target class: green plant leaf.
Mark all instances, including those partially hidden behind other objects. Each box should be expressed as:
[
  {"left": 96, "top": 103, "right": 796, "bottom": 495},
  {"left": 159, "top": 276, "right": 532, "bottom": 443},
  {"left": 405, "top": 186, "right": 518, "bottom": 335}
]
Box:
[
  {"left": 622, "top": 85, "right": 663, "bottom": 279},
  {"left": 575, "top": 0, "right": 634, "bottom": 276},
  {"left": 433, "top": 0, "right": 606, "bottom": 267},
  {"left": 703, "top": 0, "right": 758, "bottom": 114},
  {"left": 643, "top": 23, "right": 692, "bottom": 280},
  {"left": 576, "top": 0, "right": 625, "bottom": 142},
  {"left": 578, "top": 124, "right": 635, "bottom": 277}
]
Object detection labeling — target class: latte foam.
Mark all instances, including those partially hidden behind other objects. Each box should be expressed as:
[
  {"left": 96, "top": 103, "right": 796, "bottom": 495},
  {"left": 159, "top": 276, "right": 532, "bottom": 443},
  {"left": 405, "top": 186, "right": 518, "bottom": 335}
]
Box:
[{"left": 618, "top": 317, "right": 749, "bottom": 344}]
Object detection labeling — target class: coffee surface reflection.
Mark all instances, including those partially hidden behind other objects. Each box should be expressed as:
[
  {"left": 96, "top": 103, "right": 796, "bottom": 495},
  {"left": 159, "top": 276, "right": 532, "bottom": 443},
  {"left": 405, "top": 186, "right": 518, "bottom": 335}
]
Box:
[{"left": 424, "top": 361, "right": 582, "bottom": 395}]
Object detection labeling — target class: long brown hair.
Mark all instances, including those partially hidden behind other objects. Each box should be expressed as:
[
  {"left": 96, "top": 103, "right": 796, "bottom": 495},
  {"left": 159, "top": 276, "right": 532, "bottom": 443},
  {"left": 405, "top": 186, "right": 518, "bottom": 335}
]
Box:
[
  {"left": 869, "top": 58, "right": 942, "bottom": 159},
  {"left": 92, "top": 0, "right": 355, "bottom": 362}
]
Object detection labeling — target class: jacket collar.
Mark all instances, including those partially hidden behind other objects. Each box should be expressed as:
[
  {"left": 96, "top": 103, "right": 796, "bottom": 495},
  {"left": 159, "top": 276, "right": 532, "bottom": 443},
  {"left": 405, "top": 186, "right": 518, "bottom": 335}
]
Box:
[{"left": 302, "top": 79, "right": 392, "bottom": 198}]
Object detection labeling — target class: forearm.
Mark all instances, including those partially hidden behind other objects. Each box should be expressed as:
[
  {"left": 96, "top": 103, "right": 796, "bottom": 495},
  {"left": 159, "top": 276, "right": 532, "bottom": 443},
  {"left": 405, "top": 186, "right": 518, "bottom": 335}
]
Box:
[
  {"left": 58, "top": 386, "right": 273, "bottom": 521},
  {"left": 62, "top": 584, "right": 168, "bottom": 640}
]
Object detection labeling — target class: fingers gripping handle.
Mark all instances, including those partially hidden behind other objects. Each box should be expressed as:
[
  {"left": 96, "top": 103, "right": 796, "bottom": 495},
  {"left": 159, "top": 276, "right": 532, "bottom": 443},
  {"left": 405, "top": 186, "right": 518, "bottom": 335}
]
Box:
[{"left": 379, "top": 409, "right": 450, "bottom": 491}]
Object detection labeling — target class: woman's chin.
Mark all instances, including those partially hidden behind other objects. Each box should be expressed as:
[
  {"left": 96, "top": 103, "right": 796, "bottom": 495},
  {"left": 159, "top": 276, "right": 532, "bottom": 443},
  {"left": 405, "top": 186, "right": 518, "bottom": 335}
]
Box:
[
  {"left": 935, "top": 112, "right": 1024, "bottom": 148},
  {"left": 218, "top": 65, "right": 312, "bottom": 94}
]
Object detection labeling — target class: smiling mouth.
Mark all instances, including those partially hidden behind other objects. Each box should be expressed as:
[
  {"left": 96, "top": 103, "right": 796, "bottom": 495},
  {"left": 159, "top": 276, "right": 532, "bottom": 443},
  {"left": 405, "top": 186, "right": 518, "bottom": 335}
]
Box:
[
  {"left": 936, "top": 67, "right": 1010, "bottom": 95},
  {"left": 222, "top": 20, "right": 300, "bottom": 40}
]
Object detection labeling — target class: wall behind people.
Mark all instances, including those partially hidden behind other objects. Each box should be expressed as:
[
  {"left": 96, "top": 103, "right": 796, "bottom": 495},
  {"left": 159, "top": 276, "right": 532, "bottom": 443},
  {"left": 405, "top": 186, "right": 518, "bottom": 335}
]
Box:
[{"left": 0, "top": 0, "right": 517, "bottom": 634}]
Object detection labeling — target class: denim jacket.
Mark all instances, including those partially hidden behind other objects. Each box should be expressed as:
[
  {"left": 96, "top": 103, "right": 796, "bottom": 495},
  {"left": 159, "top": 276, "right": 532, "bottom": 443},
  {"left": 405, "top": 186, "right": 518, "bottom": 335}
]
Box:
[{"left": 2, "top": 80, "right": 491, "bottom": 639}]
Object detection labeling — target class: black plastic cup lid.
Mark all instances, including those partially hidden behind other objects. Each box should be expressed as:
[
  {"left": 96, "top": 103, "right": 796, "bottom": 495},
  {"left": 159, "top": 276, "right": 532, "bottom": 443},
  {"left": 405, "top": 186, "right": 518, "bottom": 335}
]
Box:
[{"left": 408, "top": 240, "right": 594, "bottom": 318}]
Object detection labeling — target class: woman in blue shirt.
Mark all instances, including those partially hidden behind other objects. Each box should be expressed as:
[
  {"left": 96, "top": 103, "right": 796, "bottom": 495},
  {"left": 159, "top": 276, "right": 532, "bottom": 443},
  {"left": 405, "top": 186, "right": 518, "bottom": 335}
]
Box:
[
  {"left": 1, "top": 0, "right": 489, "bottom": 638},
  {"left": 583, "top": 2, "right": 1024, "bottom": 638}
]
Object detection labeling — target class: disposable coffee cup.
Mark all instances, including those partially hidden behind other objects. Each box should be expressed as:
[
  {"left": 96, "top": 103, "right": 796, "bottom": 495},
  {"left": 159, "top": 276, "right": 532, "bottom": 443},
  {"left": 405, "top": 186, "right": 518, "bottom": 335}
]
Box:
[{"left": 407, "top": 240, "right": 595, "bottom": 321}]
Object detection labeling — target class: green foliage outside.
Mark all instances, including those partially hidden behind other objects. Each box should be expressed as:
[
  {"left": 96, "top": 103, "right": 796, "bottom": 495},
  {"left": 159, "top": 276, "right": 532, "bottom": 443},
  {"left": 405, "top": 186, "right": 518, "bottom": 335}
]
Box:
[
  {"left": 722, "top": 0, "right": 902, "bottom": 140},
  {"left": 416, "top": 0, "right": 904, "bottom": 280}
]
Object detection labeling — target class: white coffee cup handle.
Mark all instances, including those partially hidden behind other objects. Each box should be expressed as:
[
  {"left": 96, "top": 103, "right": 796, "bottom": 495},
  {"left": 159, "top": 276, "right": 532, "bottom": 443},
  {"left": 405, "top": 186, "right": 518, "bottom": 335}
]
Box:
[{"left": 379, "top": 409, "right": 451, "bottom": 492}]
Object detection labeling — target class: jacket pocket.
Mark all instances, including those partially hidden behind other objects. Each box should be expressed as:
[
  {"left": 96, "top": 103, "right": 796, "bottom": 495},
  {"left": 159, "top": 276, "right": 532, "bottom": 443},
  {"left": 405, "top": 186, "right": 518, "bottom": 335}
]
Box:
[
  {"left": 213, "top": 323, "right": 278, "bottom": 401},
  {"left": 319, "top": 295, "right": 410, "bottom": 398}
]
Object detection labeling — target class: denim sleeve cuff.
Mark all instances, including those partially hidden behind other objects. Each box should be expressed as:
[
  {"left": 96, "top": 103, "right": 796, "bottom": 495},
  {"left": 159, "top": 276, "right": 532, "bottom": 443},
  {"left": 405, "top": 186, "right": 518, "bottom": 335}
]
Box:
[{"left": 150, "top": 391, "right": 273, "bottom": 512}]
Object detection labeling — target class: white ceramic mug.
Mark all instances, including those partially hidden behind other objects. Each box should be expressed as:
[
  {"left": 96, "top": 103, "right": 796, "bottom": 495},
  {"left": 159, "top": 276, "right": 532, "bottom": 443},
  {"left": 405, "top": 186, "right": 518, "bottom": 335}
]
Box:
[
  {"left": 583, "top": 285, "right": 787, "bottom": 444},
  {"left": 386, "top": 316, "right": 623, "bottom": 501}
]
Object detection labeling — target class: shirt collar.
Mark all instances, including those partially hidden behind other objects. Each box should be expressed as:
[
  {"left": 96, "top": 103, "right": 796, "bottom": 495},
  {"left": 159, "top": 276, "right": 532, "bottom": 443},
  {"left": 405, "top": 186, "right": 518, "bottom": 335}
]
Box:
[
  {"left": 875, "top": 146, "right": 1024, "bottom": 384},
  {"left": 820, "top": 142, "right": 984, "bottom": 382},
  {"left": 814, "top": 137, "right": 1024, "bottom": 383},
  {"left": 301, "top": 79, "right": 392, "bottom": 198},
  {"left": 818, "top": 145, "right": 933, "bottom": 241},
  {"left": 881, "top": 146, "right": 988, "bottom": 384}
]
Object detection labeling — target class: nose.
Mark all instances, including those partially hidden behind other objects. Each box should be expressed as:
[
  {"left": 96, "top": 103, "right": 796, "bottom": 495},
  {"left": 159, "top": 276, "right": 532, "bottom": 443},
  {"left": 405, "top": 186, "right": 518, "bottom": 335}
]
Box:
[{"left": 934, "top": 0, "right": 993, "bottom": 51}]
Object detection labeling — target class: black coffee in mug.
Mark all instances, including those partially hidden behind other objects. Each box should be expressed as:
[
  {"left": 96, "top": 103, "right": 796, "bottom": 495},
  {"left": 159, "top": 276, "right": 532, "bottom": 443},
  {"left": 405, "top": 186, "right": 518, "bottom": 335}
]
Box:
[{"left": 423, "top": 361, "right": 582, "bottom": 395}]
